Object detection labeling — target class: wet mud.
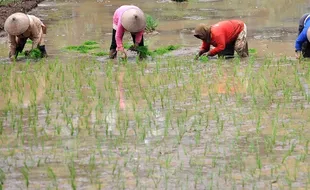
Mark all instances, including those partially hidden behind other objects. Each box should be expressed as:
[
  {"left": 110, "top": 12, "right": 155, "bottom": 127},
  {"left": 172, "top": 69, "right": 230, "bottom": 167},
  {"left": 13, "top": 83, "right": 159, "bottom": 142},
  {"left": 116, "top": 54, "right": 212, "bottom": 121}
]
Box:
[{"left": 0, "top": 0, "right": 45, "bottom": 32}]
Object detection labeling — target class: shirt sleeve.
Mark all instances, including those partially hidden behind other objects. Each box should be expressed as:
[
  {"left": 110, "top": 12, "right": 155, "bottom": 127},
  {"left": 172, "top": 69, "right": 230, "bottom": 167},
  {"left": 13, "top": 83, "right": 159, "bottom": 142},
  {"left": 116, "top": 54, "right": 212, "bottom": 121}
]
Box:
[
  {"left": 134, "top": 30, "right": 144, "bottom": 45},
  {"left": 116, "top": 17, "right": 125, "bottom": 51},
  {"left": 209, "top": 34, "right": 226, "bottom": 56},
  {"left": 201, "top": 41, "right": 210, "bottom": 52},
  {"left": 8, "top": 34, "right": 17, "bottom": 57},
  {"left": 295, "top": 27, "right": 308, "bottom": 51}
]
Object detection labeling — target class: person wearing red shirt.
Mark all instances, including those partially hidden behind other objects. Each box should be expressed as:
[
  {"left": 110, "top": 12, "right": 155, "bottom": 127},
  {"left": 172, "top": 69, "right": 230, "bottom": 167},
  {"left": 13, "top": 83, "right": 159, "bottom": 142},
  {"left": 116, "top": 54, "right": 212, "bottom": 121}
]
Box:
[{"left": 194, "top": 20, "right": 249, "bottom": 59}]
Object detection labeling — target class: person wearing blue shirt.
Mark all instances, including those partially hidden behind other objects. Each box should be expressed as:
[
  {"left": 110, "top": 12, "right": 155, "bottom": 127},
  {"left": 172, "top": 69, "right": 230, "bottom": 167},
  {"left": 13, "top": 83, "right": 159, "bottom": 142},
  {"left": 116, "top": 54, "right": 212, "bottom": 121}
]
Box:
[{"left": 295, "top": 13, "right": 310, "bottom": 59}]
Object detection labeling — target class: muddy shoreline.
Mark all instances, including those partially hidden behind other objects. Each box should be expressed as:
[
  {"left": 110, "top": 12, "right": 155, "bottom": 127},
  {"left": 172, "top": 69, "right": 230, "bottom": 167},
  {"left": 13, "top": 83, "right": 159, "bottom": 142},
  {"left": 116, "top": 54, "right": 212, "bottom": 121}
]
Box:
[{"left": 0, "top": 0, "right": 44, "bottom": 32}]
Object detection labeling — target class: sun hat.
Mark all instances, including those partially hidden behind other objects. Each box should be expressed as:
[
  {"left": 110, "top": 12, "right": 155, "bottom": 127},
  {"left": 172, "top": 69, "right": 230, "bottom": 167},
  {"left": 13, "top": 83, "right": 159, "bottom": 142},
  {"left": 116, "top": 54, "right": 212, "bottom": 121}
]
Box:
[
  {"left": 121, "top": 8, "right": 146, "bottom": 33},
  {"left": 4, "top": 12, "right": 30, "bottom": 36}
]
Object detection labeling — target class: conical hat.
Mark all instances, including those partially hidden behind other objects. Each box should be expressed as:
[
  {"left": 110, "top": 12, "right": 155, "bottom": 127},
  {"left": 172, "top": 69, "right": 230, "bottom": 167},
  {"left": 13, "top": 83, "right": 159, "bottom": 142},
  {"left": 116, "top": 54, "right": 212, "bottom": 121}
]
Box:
[
  {"left": 121, "top": 8, "right": 146, "bottom": 33},
  {"left": 4, "top": 12, "right": 30, "bottom": 36}
]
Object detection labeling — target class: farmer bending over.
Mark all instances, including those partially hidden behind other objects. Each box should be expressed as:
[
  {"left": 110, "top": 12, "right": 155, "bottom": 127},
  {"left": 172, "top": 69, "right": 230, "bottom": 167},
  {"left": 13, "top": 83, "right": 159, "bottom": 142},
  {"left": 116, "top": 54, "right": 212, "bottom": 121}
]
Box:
[
  {"left": 4, "top": 12, "right": 47, "bottom": 61},
  {"left": 194, "top": 20, "right": 249, "bottom": 59},
  {"left": 109, "top": 5, "right": 146, "bottom": 59},
  {"left": 295, "top": 13, "right": 310, "bottom": 59}
]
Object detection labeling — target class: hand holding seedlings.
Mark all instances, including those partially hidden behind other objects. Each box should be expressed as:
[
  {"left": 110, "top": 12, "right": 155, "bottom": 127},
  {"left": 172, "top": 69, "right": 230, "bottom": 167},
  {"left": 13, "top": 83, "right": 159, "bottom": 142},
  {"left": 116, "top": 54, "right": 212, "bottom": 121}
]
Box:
[{"left": 118, "top": 49, "right": 127, "bottom": 60}]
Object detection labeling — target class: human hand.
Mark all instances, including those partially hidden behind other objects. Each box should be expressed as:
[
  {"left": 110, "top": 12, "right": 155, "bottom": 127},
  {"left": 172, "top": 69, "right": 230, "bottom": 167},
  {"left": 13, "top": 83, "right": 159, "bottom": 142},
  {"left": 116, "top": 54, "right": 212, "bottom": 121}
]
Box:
[
  {"left": 194, "top": 52, "right": 200, "bottom": 60},
  {"left": 118, "top": 49, "right": 127, "bottom": 60},
  {"left": 295, "top": 51, "right": 301, "bottom": 59},
  {"left": 201, "top": 51, "right": 209, "bottom": 57},
  {"left": 9, "top": 51, "right": 16, "bottom": 62},
  {"left": 194, "top": 50, "right": 203, "bottom": 60}
]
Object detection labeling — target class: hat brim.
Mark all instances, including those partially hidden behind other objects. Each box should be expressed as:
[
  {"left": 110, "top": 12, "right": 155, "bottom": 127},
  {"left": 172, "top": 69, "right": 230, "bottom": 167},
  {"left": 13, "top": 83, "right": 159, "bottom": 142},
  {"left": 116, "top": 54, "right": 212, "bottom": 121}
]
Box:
[
  {"left": 4, "top": 12, "right": 30, "bottom": 36},
  {"left": 121, "top": 8, "right": 146, "bottom": 33}
]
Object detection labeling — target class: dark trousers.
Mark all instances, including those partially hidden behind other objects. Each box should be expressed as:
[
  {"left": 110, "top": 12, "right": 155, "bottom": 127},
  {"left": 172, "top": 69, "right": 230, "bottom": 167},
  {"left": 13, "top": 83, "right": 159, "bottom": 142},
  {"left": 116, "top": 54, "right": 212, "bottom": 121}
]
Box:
[
  {"left": 110, "top": 29, "right": 144, "bottom": 50},
  {"left": 218, "top": 40, "right": 236, "bottom": 58},
  {"left": 15, "top": 37, "right": 47, "bottom": 58},
  {"left": 302, "top": 41, "right": 310, "bottom": 57},
  {"left": 15, "top": 37, "right": 28, "bottom": 57}
]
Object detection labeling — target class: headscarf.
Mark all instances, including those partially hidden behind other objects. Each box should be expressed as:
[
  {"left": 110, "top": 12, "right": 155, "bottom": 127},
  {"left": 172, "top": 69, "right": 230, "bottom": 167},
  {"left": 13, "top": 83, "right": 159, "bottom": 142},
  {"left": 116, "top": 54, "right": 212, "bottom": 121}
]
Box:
[{"left": 194, "top": 23, "right": 211, "bottom": 43}]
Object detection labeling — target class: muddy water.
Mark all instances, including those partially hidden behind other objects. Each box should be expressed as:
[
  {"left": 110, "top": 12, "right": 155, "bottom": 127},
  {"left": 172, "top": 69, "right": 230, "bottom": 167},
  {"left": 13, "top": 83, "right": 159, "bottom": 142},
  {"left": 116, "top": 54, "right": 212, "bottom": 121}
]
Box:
[
  {"left": 0, "top": 0, "right": 310, "bottom": 190},
  {"left": 0, "top": 0, "right": 309, "bottom": 58}
]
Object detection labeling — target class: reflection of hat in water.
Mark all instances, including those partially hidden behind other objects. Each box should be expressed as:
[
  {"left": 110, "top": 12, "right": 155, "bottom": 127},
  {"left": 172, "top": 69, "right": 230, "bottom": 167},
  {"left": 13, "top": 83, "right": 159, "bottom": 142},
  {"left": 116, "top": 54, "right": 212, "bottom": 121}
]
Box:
[
  {"left": 4, "top": 12, "right": 30, "bottom": 36},
  {"left": 121, "top": 8, "right": 146, "bottom": 33},
  {"left": 307, "top": 27, "right": 310, "bottom": 41}
]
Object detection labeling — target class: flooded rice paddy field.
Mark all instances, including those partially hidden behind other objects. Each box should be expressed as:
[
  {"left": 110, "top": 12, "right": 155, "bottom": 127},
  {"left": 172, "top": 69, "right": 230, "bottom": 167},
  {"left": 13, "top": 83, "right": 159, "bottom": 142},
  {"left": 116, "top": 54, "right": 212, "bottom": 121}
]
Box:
[{"left": 0, "top": 0, "right": 310, "bottom": 189}]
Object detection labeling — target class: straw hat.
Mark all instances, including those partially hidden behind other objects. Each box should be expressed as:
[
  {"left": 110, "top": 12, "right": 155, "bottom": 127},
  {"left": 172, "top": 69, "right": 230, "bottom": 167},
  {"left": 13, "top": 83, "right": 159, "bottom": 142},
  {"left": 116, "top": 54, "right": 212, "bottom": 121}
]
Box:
[
  {"left": 121, "top": 8, "right": 146, "bottom": 33},
  {"left": 4, "top": 12, "right": 30, "bottom": 36}
]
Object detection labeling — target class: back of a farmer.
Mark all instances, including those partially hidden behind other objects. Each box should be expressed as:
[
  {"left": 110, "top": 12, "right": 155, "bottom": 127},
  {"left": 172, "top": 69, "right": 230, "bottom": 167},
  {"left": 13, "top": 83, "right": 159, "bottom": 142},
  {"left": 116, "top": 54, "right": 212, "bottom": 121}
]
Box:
[
  {"left": 194, "top": 20, "right": 249, "bottom": 59},
  {"left": 295, "top": 13, "right": 310, "bottom": 59},
  {"left": 109, "top": 5, "right": 146, "bottom": 59}
]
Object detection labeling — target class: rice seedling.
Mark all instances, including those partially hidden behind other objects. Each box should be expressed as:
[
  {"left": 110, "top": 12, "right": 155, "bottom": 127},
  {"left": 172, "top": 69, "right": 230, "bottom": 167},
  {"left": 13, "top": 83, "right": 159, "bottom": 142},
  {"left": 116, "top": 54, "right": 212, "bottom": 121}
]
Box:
[
  {"left": 65, "top": 41, "right": 100, "bottom": 53},
  {"left": 21, "top": 167, "right": 29, "bottom": 188},
  {"left": 68, "top": 160, "right": 77, "bottom": 190},
  {"left": 47, "top": 167, "right": 58, "bottom": 189},
  {"left": 0, "top": 168, "right": 5, "bottom": 190},
  {"left": 92, "top": 51, "right": 109, "bottom": 56},
  {"left": 152, "top": 45, "right": 181, "bottom": 56},
  {"left": 0, "top": 51, "right": 309, "bottom": 190},
  {"left": 199, "top": 56, "right": 209, "bottom": 62},
  {"left": 145, "top": 14, "right": 158, "bottom": 33}
]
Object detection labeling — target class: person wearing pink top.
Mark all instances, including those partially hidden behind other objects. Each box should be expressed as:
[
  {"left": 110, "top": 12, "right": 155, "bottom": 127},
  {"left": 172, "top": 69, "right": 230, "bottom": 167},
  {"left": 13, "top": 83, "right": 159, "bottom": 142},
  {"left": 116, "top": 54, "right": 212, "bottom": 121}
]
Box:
[{"left": 109, "top": 5, "right": 146, "bottom": 59}]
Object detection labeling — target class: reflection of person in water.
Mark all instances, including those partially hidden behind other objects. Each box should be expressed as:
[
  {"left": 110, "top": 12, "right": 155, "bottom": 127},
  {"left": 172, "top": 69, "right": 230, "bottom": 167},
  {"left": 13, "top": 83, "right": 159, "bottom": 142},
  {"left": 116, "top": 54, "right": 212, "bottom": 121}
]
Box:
[
  {"left": 201, "top": 70, "right": 248, "bottom": 97},
  {"left": 118, "top": 71, "right": 126, "bottom": 110},
  {"left": 194, "top": 20, "right": 249, "bottom": 59},
  {"left": 216, "top": 72, "right": 244, "bottom": 94},
  {"left": 295, "top": 13, "right": 310, "bottom": 59},
  {"left": 4, "top": 12, "right": 47, "bottom": 61}
]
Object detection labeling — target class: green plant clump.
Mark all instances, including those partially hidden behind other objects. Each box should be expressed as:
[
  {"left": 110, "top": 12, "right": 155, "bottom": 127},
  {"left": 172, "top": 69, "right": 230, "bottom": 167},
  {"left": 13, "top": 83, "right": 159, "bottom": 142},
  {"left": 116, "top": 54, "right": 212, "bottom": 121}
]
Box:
[
  {"left": 153, "top": 45, "right": 180, "bottom": 55},
  {"left": 83, "top": 41, "right": 98, "bottom": 46},
  {"left": 65, "top": 41, "right": 99, "bottom": 53},
  {"left": 145, "top": 14, "right": 158, "bottom": 33},
  {"left": 26, "top": 39, "right": 32, "bottom": 44},
  {"left": 20, "top": 48, "right": 42, "bottom": 59},
  {"left": 136, "top": 46, "right": 152, "bottom": 59},
  {"left": 92, "top": 51, "right": 109, "bottom": 56},
  {"left": 66, "top": 45, "right": 99, "bottom": 54},
  {"left": 199, "top": 56, "right": 209, "bottom": 62},
  {"left": 29, "top": 48, "right": 42, "bottom": 59},
  {"left": 249, "top": 48, "right": 257, "bottom": 54},
  {"left": 135, "top": 45, "right": 181, "bottom": 58}
]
